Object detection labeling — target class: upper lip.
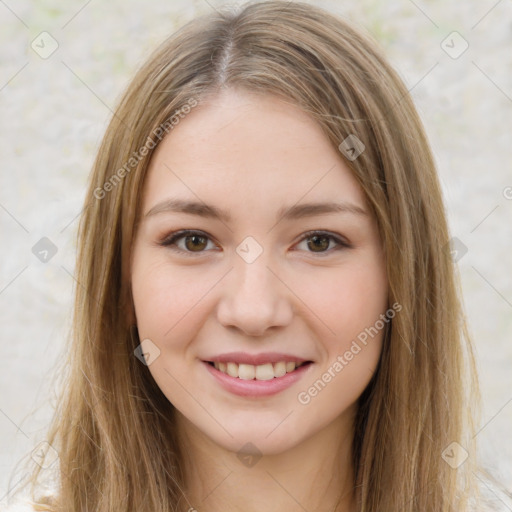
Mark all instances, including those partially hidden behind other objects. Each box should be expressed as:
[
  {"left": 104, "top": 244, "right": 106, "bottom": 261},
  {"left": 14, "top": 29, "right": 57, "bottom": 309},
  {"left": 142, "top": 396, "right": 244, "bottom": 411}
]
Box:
[{"left": 204, "top": 352, "right": 311, "bottom": 366}]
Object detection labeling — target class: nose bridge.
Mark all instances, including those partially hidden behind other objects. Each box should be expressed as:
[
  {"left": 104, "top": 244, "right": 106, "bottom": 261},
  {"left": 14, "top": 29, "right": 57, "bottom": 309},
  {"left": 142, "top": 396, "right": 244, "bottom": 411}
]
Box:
[
  {"left": 216, "top": 240, "right": 293, "bottom": 335},
  {"left": 235, "top": 248, "right": 275, "bottom": 296}
]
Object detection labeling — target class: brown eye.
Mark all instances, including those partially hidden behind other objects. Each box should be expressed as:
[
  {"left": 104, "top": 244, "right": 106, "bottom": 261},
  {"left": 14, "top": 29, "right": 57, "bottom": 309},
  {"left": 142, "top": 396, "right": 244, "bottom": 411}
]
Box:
[
  {"left": 307, "top": 234, "right": 331, "bottom": 252},
  {"left": 295, "top": 231, "right": 351, "bottom": 255},
  {"left": 159, "top": 230, "right": 216, "bottom": 255},
  {"left": 184, "top": 234, "right": 208, "bottom": 252}
]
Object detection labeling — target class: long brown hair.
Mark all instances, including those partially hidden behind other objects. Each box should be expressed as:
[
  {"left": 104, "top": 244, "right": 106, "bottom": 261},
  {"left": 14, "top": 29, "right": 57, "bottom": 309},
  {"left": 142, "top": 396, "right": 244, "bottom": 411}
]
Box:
[{"left": 11, "top": 1, "right": 480, "bottom": 510}]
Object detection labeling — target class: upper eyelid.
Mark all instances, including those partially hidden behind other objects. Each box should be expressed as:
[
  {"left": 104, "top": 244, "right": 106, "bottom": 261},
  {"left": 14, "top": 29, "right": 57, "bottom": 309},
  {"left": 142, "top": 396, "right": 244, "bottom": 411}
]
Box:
[
  {"left": 159, "top": 229, "right": 350, "bottom": 253},
  {"left": 160, "top": 229, "right": 219, "bottom": 247}
]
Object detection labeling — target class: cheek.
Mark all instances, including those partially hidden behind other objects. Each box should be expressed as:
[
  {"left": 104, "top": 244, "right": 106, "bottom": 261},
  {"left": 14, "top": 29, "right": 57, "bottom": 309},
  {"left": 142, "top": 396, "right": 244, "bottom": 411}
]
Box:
[
  {"left": 294, "top": 260, "right": 387, "bottom": 416},
  {"left": 130, "top": 250, "right": 220, "bottom": 345},
  {"left": 298, "top": 255, "right": 388, "bottom": 346}
]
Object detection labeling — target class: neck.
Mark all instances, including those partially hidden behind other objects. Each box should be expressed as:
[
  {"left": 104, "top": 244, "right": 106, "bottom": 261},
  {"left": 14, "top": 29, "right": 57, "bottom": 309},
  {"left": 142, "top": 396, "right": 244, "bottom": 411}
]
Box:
[{"left": 175, "top": 411, "right": 357, "bottom": 512}]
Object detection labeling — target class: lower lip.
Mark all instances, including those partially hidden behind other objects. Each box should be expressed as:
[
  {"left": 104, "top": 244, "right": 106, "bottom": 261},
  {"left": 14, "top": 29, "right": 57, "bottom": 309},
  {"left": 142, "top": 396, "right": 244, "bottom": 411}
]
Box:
[{"left": 202, "top": 361, "right": 313, "bottom": 397}]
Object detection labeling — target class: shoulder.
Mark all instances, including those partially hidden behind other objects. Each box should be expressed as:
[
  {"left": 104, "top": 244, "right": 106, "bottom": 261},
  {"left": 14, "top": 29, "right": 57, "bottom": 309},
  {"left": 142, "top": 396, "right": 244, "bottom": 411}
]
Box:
[
  {"left": 1, "top": 498, "right": 51, "bottom": 512},
  {"left": 1, "top": 500, "right": 36, "bottom": 511},
  {"left": 470, "top": 476, "right": 512, "bottom": 512},
  {"left": 475, "top": 501, "right": 512, "bottom": 512}
]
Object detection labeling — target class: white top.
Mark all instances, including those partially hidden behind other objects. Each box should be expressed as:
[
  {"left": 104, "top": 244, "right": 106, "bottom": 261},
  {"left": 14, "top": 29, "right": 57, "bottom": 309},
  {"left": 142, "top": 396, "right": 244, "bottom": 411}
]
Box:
[
  {"left": 1, "top": 501, "right": 38, "bottom": 511},
  {"left": 3, "top": 485, "right": 512, "bottom": 511}
]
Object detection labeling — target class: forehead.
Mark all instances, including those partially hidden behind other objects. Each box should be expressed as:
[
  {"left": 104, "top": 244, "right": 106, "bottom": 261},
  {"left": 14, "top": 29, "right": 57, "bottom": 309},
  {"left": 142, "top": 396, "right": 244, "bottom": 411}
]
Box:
[{"left": 142, "top": 89, "right": 367, "bottom": 212}]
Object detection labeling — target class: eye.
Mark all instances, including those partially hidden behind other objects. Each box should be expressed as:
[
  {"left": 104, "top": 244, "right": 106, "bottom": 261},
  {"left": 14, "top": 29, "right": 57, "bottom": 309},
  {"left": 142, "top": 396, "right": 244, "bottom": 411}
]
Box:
[
  {"left": 159, "top": 230, "right": 218, "bottom": 255},
  {"left": 295, "top": 230, "right": 351, "bottom": 255},
  {"left": 158, "top": 229, "right": 351, "bottom": 256}
]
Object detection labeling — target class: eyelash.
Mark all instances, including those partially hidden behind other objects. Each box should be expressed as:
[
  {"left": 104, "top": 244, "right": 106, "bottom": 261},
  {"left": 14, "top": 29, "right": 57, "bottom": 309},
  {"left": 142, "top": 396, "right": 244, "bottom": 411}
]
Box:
[{"left": 158, "top": 229, "right": 351, "bottom": 257}]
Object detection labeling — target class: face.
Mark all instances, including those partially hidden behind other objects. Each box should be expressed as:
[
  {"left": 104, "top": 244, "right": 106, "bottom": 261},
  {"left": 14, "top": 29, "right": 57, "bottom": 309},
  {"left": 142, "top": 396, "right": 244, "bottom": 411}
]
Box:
[{"left": 130, "top": 88, "right": 388, "bottom": 456}]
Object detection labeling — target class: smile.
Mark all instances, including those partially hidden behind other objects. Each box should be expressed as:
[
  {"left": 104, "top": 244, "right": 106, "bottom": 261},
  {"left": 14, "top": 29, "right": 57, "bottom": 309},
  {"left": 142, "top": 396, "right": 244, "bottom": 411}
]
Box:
[
  {"left": 202, "top": 360, "right": 313, "bottom": 397},
  {"left": 207, "top": 360, "right": 310, "bottom": 380}
]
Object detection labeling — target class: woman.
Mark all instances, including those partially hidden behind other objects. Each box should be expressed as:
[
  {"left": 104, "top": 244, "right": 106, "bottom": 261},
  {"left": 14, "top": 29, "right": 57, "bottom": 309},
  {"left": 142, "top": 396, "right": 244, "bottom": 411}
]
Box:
[{"left": 7, "top": 1, "right": 496, "bottom": 510}]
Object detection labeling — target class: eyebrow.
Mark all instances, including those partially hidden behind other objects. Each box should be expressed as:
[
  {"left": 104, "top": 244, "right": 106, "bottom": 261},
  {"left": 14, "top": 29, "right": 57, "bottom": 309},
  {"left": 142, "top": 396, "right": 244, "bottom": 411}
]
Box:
[
  {"left": 144, "top": 198, "right": 368, "bottom": 222},
  {"left": 144, "top": 199, "right": 368, "bottom": 222}
]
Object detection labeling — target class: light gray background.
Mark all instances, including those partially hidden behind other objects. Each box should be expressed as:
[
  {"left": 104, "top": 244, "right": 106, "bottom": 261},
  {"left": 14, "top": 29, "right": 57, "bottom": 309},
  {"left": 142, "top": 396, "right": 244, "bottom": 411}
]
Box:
[{"left": 1, "top": 0, "right": 511, "bottom": 502}]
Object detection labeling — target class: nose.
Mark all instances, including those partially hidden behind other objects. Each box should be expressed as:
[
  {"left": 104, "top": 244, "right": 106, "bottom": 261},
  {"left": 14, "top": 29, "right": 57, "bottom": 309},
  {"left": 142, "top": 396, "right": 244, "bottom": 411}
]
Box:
[{"left": 216, "top": 250, "right": 293, "bottom": 337}]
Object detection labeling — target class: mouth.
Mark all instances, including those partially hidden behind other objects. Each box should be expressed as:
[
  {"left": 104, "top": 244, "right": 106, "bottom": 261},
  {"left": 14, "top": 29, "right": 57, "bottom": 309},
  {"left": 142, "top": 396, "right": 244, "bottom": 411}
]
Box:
[{"left": 204, "top": 360, "right": 313, "bottom": 380}]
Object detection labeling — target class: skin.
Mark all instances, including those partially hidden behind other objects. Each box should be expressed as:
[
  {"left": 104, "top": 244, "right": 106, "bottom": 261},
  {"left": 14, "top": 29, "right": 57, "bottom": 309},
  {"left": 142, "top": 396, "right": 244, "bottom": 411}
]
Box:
[{"left": 130, "top": 88, "right": 388, "bottom": 512}]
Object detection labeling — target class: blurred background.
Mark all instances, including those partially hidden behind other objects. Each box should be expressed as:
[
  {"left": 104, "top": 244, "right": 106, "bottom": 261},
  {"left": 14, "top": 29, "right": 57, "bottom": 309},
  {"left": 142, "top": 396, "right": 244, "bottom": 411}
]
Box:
[{"left": 1, "top": 0, "right": 511, "bottom": 503}]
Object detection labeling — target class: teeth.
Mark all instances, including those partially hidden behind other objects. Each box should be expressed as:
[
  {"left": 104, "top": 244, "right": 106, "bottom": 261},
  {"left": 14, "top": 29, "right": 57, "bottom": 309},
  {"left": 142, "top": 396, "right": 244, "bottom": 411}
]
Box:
[
  {"left": 285, "top": 361, "right": 296, "bottom": 372},
  {"left": 212, "top": 361, "right": 304, "bottom": 380},
  {"left": 227, "top": 362, "right": 239, "bottom": 378},
  {"left": 273, "top": 361, "right": 287, "bottom": 377},
  {"left": 238, "top": 364, "right": 255, "bottom": 380},
  {"left": 255, "top": 363, "right": 274, "bottom": 380}
]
